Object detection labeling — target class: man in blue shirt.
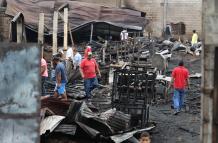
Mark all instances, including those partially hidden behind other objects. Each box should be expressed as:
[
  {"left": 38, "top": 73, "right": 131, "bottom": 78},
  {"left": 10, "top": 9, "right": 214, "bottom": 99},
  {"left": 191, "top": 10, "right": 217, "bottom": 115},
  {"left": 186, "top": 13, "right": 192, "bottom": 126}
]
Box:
[
  {"left": 72, "top": 48, "right": 82, "bottom": 69},
  {"left": 52, "top": 56, "right": 68, "bottom": 101}
]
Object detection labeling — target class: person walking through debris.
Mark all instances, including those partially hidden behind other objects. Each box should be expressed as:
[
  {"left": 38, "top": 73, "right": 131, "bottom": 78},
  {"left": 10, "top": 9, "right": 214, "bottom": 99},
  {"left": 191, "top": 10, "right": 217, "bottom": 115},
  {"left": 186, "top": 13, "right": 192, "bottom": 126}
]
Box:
[
  {"left": 139, "top": 132, "right": 151, "bottom": 143},
  {"left": 120, "top": 29, "right": 128, "bottom": 41},
  {"left": 41, "top": 57, "right": 48, "bottom": 96},
  {"left": 52, "top": 56, "right": 68, "bottom": 101},
  {"left": 71, "top": 47, "right": 82, "bottom": 84},
  {"left": 169, "top": 60, "right": 189, "bottom": 115},
  {"left": 57, "top": 49, "right": 67, "bottom": 67},
  {"left": 66, "top": 46, "right": 73, "bottom": 60},
  {"left": 165, "top": 24, "right": 172, "bottom": 40},
  {"left": 80, "top": 52, "right": 101, "bottom": 98},
  {"left": 191, "top": 30, "right": 198, "bottom": 46}
]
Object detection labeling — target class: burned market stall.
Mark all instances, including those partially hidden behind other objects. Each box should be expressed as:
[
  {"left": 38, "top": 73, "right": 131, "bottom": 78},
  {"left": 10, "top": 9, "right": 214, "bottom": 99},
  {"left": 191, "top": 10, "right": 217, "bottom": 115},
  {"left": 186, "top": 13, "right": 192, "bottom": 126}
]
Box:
[{"left": 5, "top": 0, "right": 147, "bottom": 44}]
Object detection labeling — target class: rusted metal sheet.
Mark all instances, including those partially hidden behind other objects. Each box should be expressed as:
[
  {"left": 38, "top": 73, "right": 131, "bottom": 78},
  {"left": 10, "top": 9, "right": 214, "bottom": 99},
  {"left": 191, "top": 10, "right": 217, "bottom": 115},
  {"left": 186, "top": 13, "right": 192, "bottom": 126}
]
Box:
[
  {"left": 0, "top": 43, "right": 40, "bottom": 114},
  {"left": 5, "top": 0, "right": 146, "bottom": 34},
  {"left": 0, "top": 119, "right": 39, "bottom": 143},
  {"left": 40, "top": 115, "right": 65, "bottom": 135},
  {"left": 0, "top": 43, "right": 40, "bottom": 143},
  {"left": 41, "top": 97, "right": 71, "bottom": 116}
]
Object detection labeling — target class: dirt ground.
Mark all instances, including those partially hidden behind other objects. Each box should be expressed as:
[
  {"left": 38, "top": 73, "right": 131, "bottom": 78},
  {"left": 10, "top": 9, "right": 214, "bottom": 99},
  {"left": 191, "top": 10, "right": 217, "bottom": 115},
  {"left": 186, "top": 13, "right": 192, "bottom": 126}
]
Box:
[{"left": 150, "top": 51, "right": 201, "bottom": 143}]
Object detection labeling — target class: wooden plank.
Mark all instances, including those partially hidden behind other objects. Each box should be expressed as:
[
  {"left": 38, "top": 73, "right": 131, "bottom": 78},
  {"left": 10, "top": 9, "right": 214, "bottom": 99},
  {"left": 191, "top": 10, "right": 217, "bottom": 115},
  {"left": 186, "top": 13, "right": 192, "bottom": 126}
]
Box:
[
  {"left": 38, "top": 13, "right": 44, "bottom": 57},
  {"left": 38, "top": 13, "right": 44, "bottom": 44},
  {"left": 8, "top": 22, "right": 12, "bottom": 41},
  {"left": 90, "top": 23, "right": 93, "bottom": 43},
  {"left": 63, "top": 8, "right": 68, "bottom": 51},
  {"left": 23, "top": 23, "right": 27, "bottom": 42},
  {"left": 58, "top": 12, "right": 74, "bottom": 46},
  {"left": 16, "top": 19, "right": 22, "bottom": 43},
  {"left": 68, "top": 24, "right": 74, "bottom": 46},
  {"left": 52, "top": 11, "right": 58, "bottom": 55},
  {"left": 102, "top": 40, "right": 107, "bottom": 64}
]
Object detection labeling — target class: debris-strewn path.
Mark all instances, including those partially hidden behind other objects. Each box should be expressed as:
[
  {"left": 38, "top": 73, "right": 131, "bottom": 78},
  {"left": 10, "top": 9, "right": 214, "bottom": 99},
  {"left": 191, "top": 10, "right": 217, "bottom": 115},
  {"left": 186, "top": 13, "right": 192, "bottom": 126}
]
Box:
[
  {"left": 150, "top": 104, "right": 200, "bottom": 143},
  {"left": 150, "top": 51, "right": 201, "bottom": 143}
]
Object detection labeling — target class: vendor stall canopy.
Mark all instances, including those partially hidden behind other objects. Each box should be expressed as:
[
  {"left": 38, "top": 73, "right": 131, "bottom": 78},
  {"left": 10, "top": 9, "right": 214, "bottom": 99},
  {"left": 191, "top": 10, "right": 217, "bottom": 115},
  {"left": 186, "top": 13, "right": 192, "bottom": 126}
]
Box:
[{"left": 5, "top": 0, "right": 147, "bottom": 43}]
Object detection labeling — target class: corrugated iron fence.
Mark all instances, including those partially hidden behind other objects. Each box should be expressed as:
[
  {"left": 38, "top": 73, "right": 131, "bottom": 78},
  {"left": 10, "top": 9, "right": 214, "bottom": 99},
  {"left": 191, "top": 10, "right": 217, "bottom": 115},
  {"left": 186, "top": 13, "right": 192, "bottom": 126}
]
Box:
[{"left": 0, "top": 43, "right": 40, "bottom": 143}]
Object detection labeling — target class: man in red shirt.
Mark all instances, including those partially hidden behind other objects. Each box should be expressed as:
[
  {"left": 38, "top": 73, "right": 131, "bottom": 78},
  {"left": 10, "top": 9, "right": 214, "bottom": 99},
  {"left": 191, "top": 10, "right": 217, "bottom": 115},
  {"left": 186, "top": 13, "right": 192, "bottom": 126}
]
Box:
[
  {"left": 169, "top": 60, "right": 190, "bottom": 115},
  {"left": 80, "top": 52, "right": 101, "bottom": 98}
]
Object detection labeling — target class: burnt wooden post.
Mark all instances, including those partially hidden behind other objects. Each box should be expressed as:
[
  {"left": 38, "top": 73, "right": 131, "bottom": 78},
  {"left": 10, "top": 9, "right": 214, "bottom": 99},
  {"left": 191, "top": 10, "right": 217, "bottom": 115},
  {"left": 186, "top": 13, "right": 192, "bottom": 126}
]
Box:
[
  {"left": 58, "top": 4, "right": 74, "bottom": 45},
  {"left": 12, "top": 12, "right": 25, "bottom": 43},
  {"left": 202, "top": 0, "right": 218, "bottom": 142},
  {"left": 63, "top": 8, "right": 68, "bottom": 51},
  {"left": 0, "top": 43, "right": 40, "bottom": 143},
  {"left": 38, "top": 13, "right": 44, "bottom": 57},
  {"left": 116, "top": 42, "right": 119, "bottom": 63},
  {"left": 52, "top": 11, "right": 58, "bottom": 55},
  {"left": 103, "top": 40, "right": 107, "bottom": 64},
  {"left": 38, "top": 13, "right": 44, "bottom": 44},
  {"left": 90, "top": 23, "right": 93, "bottom": 43}
]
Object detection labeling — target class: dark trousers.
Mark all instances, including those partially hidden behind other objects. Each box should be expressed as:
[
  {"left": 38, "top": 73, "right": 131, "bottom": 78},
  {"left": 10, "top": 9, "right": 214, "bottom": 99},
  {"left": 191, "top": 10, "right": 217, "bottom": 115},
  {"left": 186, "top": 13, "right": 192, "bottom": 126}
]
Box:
[
  {"left": 72, "top": 66, "right": 81, "bottom": 84},
  {"left": 84, "top": 77, "right": 98, "bottom": 97},
  {"left": 41, "top": 76, "right": 47, "bottom": 96}
]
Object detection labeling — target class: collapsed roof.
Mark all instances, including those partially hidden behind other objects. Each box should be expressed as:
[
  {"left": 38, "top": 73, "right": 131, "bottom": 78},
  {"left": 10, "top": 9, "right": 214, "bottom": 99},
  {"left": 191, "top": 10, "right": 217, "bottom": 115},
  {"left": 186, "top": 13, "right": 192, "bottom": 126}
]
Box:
[{"left": 5, "top": 0, "right": 147, "bottom": 36}]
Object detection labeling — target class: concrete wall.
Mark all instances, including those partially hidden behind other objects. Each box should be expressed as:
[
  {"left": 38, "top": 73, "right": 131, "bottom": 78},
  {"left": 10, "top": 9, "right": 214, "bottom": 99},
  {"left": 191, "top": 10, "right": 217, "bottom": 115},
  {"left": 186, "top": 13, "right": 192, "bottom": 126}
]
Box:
[
  {"left": 121, "top": 0, "right": 161, "bottom": 38},
  {"left": 166, "top": 0, "right": 202, "bottom": 40},
  {"left": 74, "top": 0, "right": 202, "bottom": 39},
  {"left": 0, "top": 7, "right": 11, "bottom": 41},
  {"left": 122, "top": 0, "right": 202, "bottom": 40}
]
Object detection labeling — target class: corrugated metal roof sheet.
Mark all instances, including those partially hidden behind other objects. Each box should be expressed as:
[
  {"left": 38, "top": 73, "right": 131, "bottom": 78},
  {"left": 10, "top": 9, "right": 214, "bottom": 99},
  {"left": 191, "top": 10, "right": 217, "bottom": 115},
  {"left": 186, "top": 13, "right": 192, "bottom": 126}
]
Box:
[
  {"left": 40, "top": 115, "right": 65, "bottom": 135},
  {"left": 5, "top": 0, "right": 146, "bottom": 34}
]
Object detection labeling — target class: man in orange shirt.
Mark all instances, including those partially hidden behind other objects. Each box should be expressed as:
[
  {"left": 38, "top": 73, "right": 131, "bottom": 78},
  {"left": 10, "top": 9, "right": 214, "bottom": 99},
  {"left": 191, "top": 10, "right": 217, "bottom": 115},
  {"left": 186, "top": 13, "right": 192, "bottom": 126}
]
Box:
[
  {"left": 169, "top": 60, "right": 190, "bottom": 115},
  {"left": 80, "top": 52, "right": 101, "bottom": 98}
]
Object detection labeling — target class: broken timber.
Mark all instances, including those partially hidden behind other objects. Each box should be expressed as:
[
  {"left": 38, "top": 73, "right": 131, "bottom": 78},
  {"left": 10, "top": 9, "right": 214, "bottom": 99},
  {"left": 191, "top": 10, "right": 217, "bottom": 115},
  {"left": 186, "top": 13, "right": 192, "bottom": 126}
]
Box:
[
  {"left": 52, "top": 11, "right": 58, "bottom": 55},
  {"left": 38, "top": 13, "right": 44, "bottom": 57},
  {"left": 63, "top": 8, "right": 68, "bottom": 51}
]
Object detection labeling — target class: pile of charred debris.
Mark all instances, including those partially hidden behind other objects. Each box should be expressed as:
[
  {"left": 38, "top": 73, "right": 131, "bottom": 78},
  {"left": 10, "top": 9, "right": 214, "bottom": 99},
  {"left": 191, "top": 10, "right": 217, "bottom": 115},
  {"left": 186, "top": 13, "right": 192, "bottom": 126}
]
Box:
[{"left": 40, "top": 36, "right": 202, "bottom": 143}]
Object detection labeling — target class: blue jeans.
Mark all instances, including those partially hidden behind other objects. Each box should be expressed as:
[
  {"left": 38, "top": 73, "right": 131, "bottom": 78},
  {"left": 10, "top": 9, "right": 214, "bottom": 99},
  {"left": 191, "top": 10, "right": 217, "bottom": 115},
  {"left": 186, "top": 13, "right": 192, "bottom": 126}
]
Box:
[
  {"left": 84, "top": 77, "right": 98, "bottom": 97},
  {"left": 173, "top": 89, "right": 185, "bottom": 112}
]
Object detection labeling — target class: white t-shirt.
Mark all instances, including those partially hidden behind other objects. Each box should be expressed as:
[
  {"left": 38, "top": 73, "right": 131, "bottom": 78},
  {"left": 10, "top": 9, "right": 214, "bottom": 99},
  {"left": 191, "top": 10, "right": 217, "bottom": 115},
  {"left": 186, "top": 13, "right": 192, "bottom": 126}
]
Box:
[
  {"left": 120, "top": 30, "right": 128, "bottom": 41},
  {"left": 66, "top": 48, "right": 73, "bottom": 60}
]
